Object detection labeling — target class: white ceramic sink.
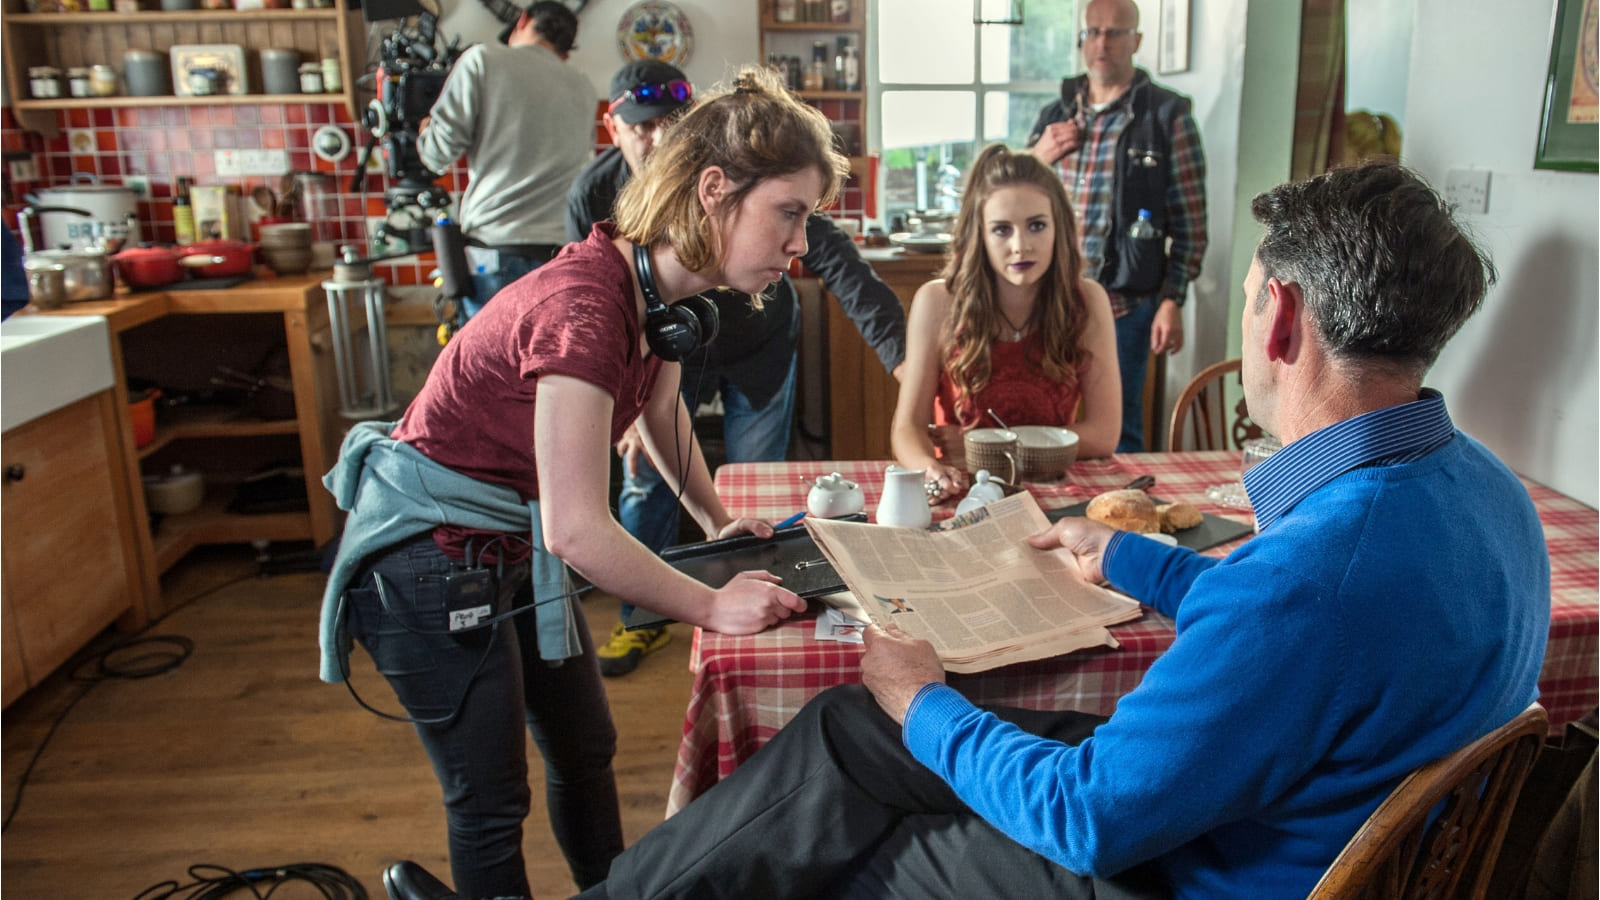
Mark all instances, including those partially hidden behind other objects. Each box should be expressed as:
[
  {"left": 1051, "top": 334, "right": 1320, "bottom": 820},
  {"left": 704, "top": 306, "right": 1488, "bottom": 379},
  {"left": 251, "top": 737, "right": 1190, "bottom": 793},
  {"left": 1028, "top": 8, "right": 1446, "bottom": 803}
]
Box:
[{"left": 1, "top": 314, "right": 114, "bottom": 433}]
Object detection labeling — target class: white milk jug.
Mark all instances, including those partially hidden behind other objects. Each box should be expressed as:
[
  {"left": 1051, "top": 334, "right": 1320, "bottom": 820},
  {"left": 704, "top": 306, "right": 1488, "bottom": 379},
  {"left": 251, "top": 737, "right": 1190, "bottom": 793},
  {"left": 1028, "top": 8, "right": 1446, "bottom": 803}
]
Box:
[{"left": 876, "top": 465, "right": 932, "bottom": 529}]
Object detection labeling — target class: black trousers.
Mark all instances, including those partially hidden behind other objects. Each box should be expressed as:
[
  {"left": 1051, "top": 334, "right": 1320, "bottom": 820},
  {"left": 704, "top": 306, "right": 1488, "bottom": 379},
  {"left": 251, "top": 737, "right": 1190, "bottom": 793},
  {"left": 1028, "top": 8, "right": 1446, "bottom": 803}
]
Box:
[{"left": 582, "top": 684, "right": 1168, "bottom": 900}]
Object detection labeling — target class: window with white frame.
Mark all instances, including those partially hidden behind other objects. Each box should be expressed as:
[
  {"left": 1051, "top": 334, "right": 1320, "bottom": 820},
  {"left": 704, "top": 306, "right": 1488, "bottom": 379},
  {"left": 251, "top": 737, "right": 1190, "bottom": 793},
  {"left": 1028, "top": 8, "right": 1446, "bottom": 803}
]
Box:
[{"left": 870, "top": 0, "right": 1080, "bottom": 230}]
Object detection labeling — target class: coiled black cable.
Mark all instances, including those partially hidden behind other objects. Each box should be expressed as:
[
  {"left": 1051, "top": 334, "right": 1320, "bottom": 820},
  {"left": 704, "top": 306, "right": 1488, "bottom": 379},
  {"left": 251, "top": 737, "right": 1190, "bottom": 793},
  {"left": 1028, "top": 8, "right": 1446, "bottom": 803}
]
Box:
[
  {"left": 2, "top": 632, "right": 195, "bottom": 832},
  {"left": 130, "top": 862, "right": 367, "bottom": 899}
]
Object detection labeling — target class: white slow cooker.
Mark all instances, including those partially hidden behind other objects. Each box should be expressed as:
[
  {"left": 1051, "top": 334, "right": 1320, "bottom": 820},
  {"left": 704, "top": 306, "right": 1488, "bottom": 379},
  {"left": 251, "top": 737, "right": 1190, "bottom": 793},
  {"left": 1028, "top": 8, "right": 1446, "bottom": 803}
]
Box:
[{"left": 29, "top": 182, "right": 141, "bottom": 250}]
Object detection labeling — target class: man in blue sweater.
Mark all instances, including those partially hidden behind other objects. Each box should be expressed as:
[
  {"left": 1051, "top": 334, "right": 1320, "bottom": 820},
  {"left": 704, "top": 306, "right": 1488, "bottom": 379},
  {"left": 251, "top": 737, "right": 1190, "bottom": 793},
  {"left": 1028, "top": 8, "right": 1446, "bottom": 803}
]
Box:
[{"left": 574, "top": 162, "right": 1551, "bottom": 899}]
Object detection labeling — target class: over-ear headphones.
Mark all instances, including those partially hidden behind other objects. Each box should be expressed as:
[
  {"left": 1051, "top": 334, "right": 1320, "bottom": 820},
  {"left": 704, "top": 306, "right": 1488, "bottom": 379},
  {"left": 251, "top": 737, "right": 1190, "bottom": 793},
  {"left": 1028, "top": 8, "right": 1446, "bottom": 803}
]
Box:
[{"left": 636, "top": 242, "right": 719, "bottom": 362}]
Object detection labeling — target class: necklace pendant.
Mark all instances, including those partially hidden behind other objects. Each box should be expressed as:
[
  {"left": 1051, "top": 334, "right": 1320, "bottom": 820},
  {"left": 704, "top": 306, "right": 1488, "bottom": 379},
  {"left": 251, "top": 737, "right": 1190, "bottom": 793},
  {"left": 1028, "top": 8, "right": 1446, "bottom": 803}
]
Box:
[{"left": 1013, "top": 329, "right": 1022, "bottom": 342}]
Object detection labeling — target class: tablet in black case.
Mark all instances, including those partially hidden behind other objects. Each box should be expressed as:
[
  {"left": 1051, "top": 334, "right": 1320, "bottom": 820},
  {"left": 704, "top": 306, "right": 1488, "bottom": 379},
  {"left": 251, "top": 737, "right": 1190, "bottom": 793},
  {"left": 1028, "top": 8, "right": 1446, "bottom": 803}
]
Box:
[{"left": 621, "top": 517, "right": 862, "bottom": 631}]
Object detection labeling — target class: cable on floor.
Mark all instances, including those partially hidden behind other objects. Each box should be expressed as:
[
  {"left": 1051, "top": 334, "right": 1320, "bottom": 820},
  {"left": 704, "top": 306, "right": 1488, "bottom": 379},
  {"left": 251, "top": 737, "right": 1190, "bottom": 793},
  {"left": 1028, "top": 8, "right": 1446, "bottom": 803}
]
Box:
[
  {"left": 3, "top": 568, "right": 268, "bottom": 832},
  {"left": 2, "top": 632, "right": 196, "bottom": 832},
  {"left": 130, "top": 862, "right": 368, "bottom": 900}
]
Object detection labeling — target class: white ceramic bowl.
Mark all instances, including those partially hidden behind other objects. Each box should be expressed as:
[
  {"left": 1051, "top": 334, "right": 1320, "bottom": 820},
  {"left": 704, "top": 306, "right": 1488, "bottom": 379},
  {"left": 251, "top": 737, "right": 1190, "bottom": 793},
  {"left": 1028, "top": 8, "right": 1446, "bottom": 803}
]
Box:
[{"left": 1012, "top": 425, "right": 1080, "bottom": 481}]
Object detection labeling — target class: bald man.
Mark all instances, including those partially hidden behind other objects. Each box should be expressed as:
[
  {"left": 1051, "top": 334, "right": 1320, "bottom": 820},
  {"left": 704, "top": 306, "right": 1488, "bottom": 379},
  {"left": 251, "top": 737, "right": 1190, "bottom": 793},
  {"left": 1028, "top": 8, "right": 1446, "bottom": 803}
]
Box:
[{"left": 1026, "top": 0, "right": 1208, "bottom": 453}]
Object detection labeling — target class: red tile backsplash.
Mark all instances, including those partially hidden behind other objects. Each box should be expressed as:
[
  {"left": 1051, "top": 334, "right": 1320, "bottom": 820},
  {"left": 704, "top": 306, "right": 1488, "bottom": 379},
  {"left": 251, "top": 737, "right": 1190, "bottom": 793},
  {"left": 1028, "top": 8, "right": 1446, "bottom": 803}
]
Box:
[{"left": 2, "top": 95, "right": 870, "bottom": 287}]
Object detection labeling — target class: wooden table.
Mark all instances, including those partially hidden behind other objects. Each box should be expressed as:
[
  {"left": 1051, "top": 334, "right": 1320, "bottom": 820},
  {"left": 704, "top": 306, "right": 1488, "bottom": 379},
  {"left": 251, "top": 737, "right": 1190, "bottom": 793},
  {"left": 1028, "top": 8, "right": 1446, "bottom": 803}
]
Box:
[{"left": 666, "top": 452, "right": 1600, "bottom": 816}]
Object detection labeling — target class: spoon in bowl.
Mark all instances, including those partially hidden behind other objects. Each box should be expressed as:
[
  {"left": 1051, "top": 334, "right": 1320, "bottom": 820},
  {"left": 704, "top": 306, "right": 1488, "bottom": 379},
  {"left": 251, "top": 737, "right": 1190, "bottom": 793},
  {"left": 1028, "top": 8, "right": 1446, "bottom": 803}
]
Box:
[{"left": 987, "top": 408, "right": 1011, "bottom": 430}]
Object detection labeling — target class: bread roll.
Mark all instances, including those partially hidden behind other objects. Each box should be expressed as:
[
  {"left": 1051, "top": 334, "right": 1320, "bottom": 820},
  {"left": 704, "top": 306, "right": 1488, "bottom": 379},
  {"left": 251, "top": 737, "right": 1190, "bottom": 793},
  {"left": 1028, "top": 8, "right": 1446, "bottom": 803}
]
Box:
[
  {"left": 1157, "top": 502, "right": 1204, "bottom": 532},
  {"left": 1085, "top": 489, "right": 1160, "bottom": 534}
]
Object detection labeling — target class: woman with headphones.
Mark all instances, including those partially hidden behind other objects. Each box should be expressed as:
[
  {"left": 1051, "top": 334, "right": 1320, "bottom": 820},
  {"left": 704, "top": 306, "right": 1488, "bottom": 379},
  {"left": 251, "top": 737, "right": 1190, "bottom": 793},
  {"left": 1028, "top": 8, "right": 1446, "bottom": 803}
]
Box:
[{"left": 317, "top": 65, "right": 842, "bottom": 899}]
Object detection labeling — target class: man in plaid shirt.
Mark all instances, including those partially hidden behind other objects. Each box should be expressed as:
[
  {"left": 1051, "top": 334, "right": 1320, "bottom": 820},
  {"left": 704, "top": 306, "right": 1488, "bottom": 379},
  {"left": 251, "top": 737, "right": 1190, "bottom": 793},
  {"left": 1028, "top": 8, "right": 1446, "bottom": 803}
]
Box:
[{"left": 1027, "top": 0, "right": 1208, "bottom": 452}]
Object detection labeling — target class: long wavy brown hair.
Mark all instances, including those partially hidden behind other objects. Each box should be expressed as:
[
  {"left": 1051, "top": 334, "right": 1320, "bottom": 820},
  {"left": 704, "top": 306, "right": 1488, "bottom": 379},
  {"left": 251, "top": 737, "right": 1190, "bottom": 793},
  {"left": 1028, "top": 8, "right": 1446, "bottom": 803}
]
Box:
[{"left": 939, "top": 143, "right": 1090, "bottom": 423}]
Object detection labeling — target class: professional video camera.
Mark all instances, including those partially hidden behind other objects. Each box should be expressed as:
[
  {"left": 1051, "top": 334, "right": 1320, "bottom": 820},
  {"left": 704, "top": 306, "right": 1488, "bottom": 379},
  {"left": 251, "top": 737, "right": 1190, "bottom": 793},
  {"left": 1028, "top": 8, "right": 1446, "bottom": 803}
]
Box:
[{"left": 354, "top": 11, "right": 463, "bottom": 218}]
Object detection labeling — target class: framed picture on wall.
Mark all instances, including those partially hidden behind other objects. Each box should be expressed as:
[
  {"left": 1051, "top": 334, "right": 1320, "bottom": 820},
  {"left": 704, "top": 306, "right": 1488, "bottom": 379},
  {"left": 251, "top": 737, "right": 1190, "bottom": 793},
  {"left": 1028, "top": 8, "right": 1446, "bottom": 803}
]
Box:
[
  {"left": 1157, "top": 0, "right": 1190, "bottom": 75},
  {"left": 1535, "top": 0, "right": 1598, "bottom": 171}
]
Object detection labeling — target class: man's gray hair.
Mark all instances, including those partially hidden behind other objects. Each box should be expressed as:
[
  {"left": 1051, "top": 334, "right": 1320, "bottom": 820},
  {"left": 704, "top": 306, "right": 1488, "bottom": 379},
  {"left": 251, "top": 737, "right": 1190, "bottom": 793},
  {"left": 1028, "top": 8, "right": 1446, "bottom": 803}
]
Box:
[{"left": 1250, "top": 161, "right": 1496, "bottom": 371}]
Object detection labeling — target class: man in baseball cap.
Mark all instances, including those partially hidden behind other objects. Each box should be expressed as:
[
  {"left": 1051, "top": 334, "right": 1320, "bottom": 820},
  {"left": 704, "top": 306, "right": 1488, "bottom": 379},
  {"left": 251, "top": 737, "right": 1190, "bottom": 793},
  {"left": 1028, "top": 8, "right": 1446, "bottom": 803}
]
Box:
[
  {"left": 562, "top": 59, "right": 695, "bottom": 676},
  {"left": 565, "top": 59, "right": 694, "bottom": 242},
  {"left": 566, "top": 63, "right": 907, "bottom": 680}
]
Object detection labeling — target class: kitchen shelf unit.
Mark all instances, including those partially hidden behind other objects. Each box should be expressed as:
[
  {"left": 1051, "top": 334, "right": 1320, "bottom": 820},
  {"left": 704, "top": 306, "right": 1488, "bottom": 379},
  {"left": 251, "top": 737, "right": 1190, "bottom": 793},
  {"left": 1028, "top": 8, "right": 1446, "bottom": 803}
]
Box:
[
  {"left": 37, "top": 271, "right": 347, "bottom": 620},
  {"left": 0, "top": 7, "right": 366, "bottom": 136},
  {"left": 760, "top": 0, "right": 870, "bottom": 202}
]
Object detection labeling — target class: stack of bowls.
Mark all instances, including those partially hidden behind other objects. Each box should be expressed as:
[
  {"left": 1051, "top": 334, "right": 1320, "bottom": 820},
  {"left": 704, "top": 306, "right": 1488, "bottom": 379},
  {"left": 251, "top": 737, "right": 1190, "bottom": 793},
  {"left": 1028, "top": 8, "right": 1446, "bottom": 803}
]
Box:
[{"left": 259, "top": 222, "right": 313, "bottom": 274}]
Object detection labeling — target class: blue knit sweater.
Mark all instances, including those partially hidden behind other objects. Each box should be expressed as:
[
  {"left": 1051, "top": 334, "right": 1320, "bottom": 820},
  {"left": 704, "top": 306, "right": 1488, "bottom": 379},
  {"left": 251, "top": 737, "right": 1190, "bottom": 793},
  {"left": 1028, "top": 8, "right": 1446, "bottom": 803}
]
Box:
[{"left": 902, "top": 397, "right": 1550, "bottom": 898}]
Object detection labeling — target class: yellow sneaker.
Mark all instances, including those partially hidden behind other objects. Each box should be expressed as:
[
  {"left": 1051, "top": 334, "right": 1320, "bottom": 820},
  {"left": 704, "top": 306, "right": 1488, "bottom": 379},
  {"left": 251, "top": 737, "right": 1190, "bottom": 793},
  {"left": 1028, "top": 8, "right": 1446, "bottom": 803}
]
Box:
[{"left": 596, "top": 621, "right": 671, "bottom": 677}]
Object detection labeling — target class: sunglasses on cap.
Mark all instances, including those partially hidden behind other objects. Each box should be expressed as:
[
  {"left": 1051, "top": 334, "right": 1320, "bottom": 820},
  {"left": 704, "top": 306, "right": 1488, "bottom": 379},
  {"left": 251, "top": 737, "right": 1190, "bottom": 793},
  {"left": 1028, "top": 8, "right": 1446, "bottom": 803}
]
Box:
[{"left": 608, "top": 80, "right": 693, "bottom": 115}]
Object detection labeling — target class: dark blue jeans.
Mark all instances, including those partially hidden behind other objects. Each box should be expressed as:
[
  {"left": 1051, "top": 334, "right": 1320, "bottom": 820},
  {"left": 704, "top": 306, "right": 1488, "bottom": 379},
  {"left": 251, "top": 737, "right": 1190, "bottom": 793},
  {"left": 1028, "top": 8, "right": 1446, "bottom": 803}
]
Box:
[
  {"left": 466, "top": 253, "right": 546, "bottom": 320},
  {"left": 344, "top": 532, "right": 623, "bottom": 898},
  {"left": 1113, "top": 296, "right": 1161, "bottom": 453}
]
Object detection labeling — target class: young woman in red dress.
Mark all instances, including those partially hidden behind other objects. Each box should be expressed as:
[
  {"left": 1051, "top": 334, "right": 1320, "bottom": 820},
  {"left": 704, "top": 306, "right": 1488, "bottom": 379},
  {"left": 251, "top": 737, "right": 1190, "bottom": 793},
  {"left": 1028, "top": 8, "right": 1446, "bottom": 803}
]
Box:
[{"left": 891, "top": 144, "right": 1121, "bottom": 503}]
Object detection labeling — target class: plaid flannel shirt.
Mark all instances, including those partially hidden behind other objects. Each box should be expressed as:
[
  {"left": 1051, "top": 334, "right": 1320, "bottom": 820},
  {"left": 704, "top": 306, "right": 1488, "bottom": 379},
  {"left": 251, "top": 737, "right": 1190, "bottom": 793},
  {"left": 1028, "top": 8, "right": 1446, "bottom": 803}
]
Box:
[{"left": 1060, "top": 84, "right": 1208, "bottom": 318}]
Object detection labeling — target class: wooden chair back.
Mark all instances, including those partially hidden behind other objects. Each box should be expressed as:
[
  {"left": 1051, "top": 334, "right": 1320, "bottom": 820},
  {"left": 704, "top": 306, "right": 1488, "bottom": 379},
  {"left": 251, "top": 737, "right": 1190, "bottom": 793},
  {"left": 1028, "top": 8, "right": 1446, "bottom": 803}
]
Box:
[
  {"left": 1306, "top": 703, "right": 1549, "bottom": 900},
  {"left": 1166, "top": 358, "right": 1263, "bottom": 452}
]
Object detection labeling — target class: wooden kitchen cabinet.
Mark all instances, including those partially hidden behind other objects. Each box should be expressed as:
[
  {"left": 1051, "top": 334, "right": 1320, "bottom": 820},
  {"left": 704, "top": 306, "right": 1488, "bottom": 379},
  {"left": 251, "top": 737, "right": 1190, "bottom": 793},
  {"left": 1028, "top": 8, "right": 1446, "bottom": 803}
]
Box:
[
  {"left": 1, "top": 389, "right": 144, "bottom": 705},
  {"left": 0, "top": 7, "right": 366, "bottom": 137},
  {"left": 39, "top": 272, "right": 346, "bottom": 620},
  {"left": 825, "top": 249, "right": 943, "bottom": 460}
]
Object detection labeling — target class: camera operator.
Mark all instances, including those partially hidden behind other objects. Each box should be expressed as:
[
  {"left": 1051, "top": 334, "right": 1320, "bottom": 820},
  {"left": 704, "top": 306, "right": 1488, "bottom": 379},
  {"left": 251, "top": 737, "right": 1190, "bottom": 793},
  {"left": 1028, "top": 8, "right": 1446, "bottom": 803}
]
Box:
[{"left": 418, "top": 0, "right": 594, "bottom": 318}]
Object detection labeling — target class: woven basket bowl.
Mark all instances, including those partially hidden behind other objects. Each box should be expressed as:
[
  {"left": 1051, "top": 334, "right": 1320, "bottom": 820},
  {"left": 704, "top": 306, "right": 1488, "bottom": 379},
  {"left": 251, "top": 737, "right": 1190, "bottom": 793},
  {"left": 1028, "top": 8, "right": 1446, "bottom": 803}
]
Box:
[{"left": 1013, "top": 425, "right": 1079, "bottom": 482}]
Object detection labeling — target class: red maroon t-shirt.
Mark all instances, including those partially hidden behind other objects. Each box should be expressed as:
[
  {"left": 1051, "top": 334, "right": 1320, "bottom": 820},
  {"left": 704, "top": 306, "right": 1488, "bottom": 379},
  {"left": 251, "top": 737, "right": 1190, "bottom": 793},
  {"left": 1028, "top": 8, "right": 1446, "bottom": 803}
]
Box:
[{"left": 391, "top": 223, "right": 660, "bottom": 502}]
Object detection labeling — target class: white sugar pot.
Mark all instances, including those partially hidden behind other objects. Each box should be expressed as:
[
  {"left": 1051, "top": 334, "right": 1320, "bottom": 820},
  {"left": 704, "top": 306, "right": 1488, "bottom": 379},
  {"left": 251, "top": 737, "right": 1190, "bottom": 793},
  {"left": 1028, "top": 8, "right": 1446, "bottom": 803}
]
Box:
[{"left": 806, "top": 472, "right": 865, "bottom": 519}]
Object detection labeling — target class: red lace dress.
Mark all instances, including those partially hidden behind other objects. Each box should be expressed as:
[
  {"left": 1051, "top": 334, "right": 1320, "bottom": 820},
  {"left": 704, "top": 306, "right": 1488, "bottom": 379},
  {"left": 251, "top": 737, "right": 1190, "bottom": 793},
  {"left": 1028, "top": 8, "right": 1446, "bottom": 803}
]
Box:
[{"left": 933, "top": 332, "right": 1084, "bottom": 431}]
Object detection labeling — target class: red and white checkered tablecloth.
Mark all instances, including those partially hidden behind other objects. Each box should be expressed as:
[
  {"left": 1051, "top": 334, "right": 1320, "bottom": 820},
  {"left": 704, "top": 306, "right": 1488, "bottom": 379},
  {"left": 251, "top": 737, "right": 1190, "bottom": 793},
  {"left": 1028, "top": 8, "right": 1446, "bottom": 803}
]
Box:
[{"left": 666, "top": 452, "right": 1598, "bottom": 816}]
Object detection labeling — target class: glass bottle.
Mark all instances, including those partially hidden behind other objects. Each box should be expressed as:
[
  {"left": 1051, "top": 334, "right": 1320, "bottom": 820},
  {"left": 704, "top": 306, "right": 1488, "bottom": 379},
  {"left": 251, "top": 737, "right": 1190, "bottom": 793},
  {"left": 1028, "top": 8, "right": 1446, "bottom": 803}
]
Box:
[
  {"left": 833, "top": 37, "right": 847, "bottom": 92},
  {"left": 1129, "top": 208, "right": 1158, "bottom": 239},
  {"left": 804, "top": 41, "right": 828, "bottom": 91},
  {"left": 843, "top": 45, "right": 861, "bottom": 92},
  {"left": 173, "top": 178, "right": 196, "bottom": 245}
]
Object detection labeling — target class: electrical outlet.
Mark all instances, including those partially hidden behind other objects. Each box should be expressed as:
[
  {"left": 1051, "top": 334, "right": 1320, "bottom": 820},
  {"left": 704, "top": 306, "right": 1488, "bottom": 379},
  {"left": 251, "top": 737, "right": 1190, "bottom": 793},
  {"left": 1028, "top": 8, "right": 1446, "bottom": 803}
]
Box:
[
  {"left": 215, "top": 150, "right": 241, "bottom": 176},
  {"left": 259, "top": 149, "right": 289, "bottom": 174},
  {"left": 236, "top": 149, "right": 288, "bottom": 174},
  {"left": 1444, "top": 168, "right": 1491, "bottom": 216}
]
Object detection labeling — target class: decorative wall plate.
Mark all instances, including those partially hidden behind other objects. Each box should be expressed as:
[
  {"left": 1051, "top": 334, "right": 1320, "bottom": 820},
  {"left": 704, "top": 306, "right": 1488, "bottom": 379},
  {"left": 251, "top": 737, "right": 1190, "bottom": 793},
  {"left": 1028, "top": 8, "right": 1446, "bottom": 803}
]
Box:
[{"left": 616, "top": 1, "right": 693, "bottom": 66}]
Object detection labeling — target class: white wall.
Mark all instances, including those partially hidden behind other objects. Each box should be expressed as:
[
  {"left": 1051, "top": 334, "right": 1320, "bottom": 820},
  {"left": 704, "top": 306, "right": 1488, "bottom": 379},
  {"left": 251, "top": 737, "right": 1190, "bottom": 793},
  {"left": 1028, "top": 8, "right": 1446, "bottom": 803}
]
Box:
[
  {"left": 1345, "top": 0, "right": 1415, "bottom": 124},
  {"left": 436, "top": 0, "right": 762, "bottom": 98},
  {"left": 1403, "top": 0, "right": 1599, "bottom": 505}
]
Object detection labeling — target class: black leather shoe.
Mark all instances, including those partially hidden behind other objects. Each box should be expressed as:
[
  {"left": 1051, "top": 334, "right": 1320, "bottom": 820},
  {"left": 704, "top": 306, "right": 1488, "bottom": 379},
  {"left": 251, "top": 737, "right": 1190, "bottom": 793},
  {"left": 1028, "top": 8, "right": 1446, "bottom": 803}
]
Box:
[{"left": 382, "top": 861, "right": 460, "bottom": 900}]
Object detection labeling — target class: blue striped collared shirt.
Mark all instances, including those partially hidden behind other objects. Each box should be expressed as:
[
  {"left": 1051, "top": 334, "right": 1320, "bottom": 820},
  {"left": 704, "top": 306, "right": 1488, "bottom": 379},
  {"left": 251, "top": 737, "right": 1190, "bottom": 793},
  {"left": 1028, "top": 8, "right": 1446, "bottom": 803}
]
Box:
[{"left": 1242, "top": 389, "right": 1455, "bottom": 532}]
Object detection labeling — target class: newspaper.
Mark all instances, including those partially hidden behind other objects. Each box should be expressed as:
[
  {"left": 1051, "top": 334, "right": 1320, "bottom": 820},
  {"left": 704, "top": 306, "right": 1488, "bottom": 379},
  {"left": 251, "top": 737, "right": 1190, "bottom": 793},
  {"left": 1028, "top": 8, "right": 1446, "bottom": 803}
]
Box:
[{"left": 804, "top": 492, "right": 1141, "bottom": 673}]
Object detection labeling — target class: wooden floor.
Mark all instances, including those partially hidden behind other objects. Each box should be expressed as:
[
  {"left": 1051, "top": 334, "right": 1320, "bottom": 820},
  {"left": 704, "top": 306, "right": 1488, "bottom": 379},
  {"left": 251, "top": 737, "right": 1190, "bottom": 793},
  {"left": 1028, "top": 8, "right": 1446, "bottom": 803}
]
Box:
[{"left": 1, "top": 547, "right": 696, "bottom": 899}]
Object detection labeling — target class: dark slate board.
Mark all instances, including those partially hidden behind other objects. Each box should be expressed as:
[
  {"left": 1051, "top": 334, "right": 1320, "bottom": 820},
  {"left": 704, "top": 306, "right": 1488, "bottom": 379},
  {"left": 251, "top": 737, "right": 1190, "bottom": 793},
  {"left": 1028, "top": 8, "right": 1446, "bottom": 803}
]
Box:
[{"left": 1044, "top": 497, "right": 1253, "bottom": 552}]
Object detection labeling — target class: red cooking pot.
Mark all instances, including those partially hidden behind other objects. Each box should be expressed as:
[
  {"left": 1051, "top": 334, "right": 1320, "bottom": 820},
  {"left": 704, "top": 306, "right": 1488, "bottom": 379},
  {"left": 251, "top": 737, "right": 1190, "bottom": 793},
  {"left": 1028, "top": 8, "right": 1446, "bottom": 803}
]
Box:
[
  {"left": 177, "top": 239, "right": 257, "bottom": 278},
  {"left": 113, "top": 245, "right": 188, "bottom": 289}
]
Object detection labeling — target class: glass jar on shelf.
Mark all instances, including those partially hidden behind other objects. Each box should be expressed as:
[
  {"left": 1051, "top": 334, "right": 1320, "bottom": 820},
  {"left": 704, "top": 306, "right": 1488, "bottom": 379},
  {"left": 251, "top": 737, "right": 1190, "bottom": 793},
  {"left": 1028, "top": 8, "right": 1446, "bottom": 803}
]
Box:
[
  {"left": 89, "top": 64, "right": 119, "bottom": 97},
  {"left": 28, "top": 66, "right": 63, "bottom": 100},
  {"left": 66, "top": 67, "right": 92, "bottom": 98}
]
